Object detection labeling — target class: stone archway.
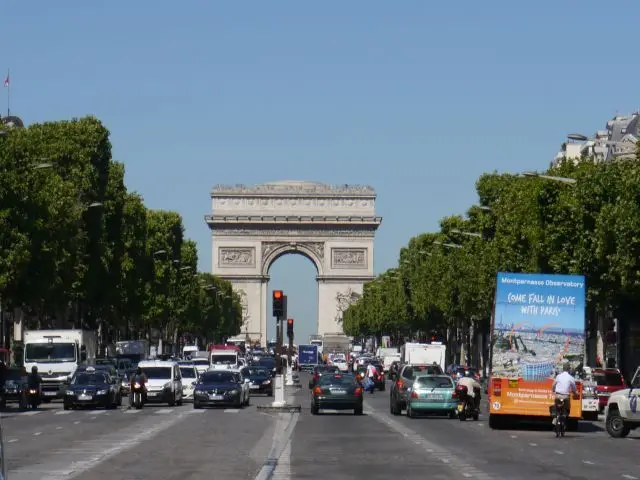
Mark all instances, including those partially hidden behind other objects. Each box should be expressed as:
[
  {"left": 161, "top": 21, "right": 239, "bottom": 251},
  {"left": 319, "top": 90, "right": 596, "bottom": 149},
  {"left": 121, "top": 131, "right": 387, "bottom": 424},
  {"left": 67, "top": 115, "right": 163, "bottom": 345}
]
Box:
[{"left": 205, "top": 181, "right": 382, "bottom": 346}]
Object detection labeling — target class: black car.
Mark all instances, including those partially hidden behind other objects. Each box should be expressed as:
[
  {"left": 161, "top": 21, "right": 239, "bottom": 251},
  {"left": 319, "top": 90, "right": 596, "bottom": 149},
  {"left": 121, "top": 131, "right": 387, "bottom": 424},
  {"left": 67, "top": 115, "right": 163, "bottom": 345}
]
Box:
[
  {"left": 193, "top": 370, "right": 245, "bottom": 409},
  {"left": 1, "top": 368, "right": 25, "bottom": 408},
  {"left": 255, "top": 357, "right": 277, "bottom": 377},
  {"left": 63, "top": 368, "right": 121, "bottom": 410},
  {"left": 309, "top": 365, "right": 341, "bottom": 389},
  {"left": 242, "top": 366, "right": 273, "bottom": 396},
  {"left": 310, "top": 373, "right": 363, "bottom": 415}
]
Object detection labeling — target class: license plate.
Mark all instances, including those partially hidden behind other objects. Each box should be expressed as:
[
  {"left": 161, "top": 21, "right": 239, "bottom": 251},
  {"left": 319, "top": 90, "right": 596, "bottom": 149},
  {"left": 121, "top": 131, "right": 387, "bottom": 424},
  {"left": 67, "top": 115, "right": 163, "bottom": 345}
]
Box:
[
  {"left": 79, "top": 394, "right": 93, "bottom": 400},
  {"left": 331, "top": 389, "right": 346, "bottom": 395},
  {"left": 44, "top": 391, "right": 57, "bottom": 397},
  {"left": 583, "top": 400, "right": 599, "bottom": 410},
  {"left": 148, "top": 392, "right": 159, "bottom": 397},
  {"left": 250, "top": 385, "right": 259, "bottom": 390},
  {"left": 209, "top": 395, "right": 223, "bottom": 400},
  {"left": 457, "top": 404, "right": 464, "bottom": 412},
  {"left": 427, "top": 394, "right": 444, "bottom": 400}
]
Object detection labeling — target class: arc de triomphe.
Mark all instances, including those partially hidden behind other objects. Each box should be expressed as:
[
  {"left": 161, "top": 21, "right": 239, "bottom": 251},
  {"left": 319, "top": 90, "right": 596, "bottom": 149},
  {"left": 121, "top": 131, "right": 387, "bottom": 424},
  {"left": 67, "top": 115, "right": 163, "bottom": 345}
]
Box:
[{"left": 204, "top": 181, "right": 382, "bottom": 346}]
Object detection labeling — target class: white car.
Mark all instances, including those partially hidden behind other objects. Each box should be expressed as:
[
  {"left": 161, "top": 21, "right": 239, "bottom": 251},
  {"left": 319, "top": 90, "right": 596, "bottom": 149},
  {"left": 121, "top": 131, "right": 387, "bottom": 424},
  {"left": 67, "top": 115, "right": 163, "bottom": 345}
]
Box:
[
  {"left": 179, "top": 364, "right": 199, "bottom": 402},
  {"left": 332, "top": 358, "right": 349, "bottom": 372},
  {"left": 191, "top": 358, "right": 210, "bottom": 375},
  {"left": 138, "top": 360, "right": 183, "bottom": 406}
]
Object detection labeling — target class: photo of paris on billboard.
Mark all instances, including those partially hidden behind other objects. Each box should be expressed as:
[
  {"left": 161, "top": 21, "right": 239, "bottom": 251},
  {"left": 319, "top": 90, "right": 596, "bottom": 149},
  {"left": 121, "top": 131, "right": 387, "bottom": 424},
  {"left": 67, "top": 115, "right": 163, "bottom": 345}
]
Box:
[{"left": 490, "top": 272, "right": 586, "bottom": 380}]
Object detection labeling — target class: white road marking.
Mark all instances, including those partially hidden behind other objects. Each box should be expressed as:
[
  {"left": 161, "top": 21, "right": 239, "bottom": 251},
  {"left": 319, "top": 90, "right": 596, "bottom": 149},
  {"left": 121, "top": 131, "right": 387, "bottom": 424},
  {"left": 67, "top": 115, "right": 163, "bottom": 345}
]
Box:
[
  {"left": 33, "top": 432, "right": 41, "bottom": 436},
  {"left": 365, "top": 401, "right": 495, "bottom": 480},
  {"left": 510, "top": 435, "right": 517, "bottom": 438},
  {"left": 622, "top": 475, "right": 638, "bottom": 480},
  {"left": 89, "top": 417, "right": 97, "bottom": 420},
  {"left": 154, "top": 408, "right": 173, "bottom": 414},
  {"left": 7, "top": 439, "right": 17, "bottom": 443},
  {"left": 73, "top": 421, "right": 80, "bottom": 425},
  {"left": 583, "top": 460, "right": 594, "bottom": 465},
  {"left": 8, "top": 409, "right": 187, "bottom": 480},
  {"left": 55, "top": 411, "right": 72, "bottom": 415},
  {"left": 185, "top": 409, "right": 205, "bottom": 414},
  {"left": 124, "top": 409, "right": 140, "bottom": 414},
  {"left": 87, "top": 410, "right": 107, "bottom": 414},
  {"left": 224, "top": 409, "right": 240, "bottom": 413},
  {"left": 271, "top": 440, "right": 291, "bottom": 480},
  {"left": 554, "top": 450, "right": 564, "bottom": 455},
  {"left": 529, "top": 443, "right": 538, "bottom": 447},
  {"left": 254, "top": 412, "right": 300, "bottom": 480},
  {"left": 56, "top": 427, "right": 62, "bottom": 430},
  {"left": 21, "top": 411, "right": 40, "bottom": 416}
]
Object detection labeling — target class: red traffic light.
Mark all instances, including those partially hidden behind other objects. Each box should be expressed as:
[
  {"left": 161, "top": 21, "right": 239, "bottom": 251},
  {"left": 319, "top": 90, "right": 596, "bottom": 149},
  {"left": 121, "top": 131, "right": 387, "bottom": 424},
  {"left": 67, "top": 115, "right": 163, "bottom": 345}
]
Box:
[
  {"left": 287, "top": 319, "right": 294, "bottom": 326},
  {"left": 273, "top": 290, "right": 283, "bottom": 299}
]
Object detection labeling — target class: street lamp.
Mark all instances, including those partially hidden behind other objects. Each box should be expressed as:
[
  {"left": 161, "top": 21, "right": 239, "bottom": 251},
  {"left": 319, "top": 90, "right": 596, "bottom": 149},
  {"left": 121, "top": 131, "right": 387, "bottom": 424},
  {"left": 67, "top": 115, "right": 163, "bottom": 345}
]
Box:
[
  {"left": 433, "top": 240, "right": 463, "bottom": 249},
  {"left": 521, "top": 171, "right": 577, "bottom": 185},
  {"left": 450, "top": 229, "right": 482, "bottom": 239},
  {"left": 153, "top": 249, "right": 167, "bottom": 256}
]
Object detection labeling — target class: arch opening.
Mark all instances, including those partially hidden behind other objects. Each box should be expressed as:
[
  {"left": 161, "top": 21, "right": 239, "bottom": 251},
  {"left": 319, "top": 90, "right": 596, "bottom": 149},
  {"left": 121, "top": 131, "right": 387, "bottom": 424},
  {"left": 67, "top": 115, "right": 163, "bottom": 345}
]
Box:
[{"left": 266, "top": 251, "right": 320, "bottom": 346}]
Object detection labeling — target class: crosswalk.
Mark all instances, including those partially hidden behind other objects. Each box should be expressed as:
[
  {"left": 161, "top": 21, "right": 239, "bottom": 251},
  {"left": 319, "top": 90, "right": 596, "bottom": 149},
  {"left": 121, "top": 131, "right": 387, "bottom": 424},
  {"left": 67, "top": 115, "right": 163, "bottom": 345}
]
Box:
[{"left": 1, "top": 407, "right": 242, "bottom": 418}]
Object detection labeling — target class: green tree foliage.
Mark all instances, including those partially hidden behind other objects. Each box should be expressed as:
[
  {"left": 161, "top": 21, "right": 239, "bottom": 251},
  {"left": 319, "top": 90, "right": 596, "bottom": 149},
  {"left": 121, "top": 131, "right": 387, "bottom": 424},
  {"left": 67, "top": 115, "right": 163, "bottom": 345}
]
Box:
[
  {"left": 344, "top": 152, "right": 640, "bottom": 362},
  {"left": 0, "top": 117, "right": 241, "bottom": 348}
]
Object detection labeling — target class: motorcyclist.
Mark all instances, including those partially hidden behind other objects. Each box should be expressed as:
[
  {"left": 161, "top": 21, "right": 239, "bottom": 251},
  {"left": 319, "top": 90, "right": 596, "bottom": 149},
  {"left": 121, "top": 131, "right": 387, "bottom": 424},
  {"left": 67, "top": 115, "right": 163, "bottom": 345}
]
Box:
[
  {"left": 457, "top": 374, "right": 482, "bottom": 411},
  {"left": 129, "top": 367, "right": 147, "bottom": 408},
  {"left": 27, "top": 366, "right": 42, "bottom": 390},
  {"left": 551, "top": 363, "right": 576, "bottom": 422}
]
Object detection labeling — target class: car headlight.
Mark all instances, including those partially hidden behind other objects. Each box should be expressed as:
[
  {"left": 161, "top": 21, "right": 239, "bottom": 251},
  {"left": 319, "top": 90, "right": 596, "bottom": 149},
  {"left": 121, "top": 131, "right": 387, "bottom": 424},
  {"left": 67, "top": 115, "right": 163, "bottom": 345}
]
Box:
[
  {"left": 65, "top": 390, "right": 74, "bottom": 396},
  {"left": 97, "top": 389, "right": 107, "bottom": 395},
  {"left": 262, "top": 380, "right": 271, "bottom": 385},
  {"left": 229, "top": 389, "right": 239, "bottom": 395},
  {"left": 163, "top": 382, "right": 172, "bottom": 390}
]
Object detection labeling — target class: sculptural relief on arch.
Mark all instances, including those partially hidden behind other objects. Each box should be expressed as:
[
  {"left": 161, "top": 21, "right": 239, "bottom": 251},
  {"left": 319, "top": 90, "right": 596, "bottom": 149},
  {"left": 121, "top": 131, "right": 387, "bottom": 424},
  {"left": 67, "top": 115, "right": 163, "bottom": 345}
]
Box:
[{"left": 205, "top": 181, "right": 382, "bottom": 346}]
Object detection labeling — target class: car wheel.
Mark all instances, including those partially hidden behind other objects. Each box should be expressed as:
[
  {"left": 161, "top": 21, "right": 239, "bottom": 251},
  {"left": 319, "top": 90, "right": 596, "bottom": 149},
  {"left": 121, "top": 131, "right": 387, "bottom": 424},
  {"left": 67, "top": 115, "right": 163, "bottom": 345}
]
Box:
[
  {"left": 606, "top": 409, "right": 630, "bottom": 438},
  {"left": 354, "top": 404, "right": 363, "bottom": 415},
  {"left": 193, "top": 402, "right": 201, "bottom": 409},
  {"left": 407, "top": 404, "right": 415, "bottom": 418},
  {"left": 310, "top": 403, "right": 319, "bottom": 415}
]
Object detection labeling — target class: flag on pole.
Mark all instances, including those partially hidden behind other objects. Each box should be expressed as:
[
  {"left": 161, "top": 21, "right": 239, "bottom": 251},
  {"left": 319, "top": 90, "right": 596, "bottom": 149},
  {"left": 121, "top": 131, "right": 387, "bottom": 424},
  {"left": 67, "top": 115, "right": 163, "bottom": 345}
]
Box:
[{"left": 3, "top": 72, "right": 8, "bottom": 88}]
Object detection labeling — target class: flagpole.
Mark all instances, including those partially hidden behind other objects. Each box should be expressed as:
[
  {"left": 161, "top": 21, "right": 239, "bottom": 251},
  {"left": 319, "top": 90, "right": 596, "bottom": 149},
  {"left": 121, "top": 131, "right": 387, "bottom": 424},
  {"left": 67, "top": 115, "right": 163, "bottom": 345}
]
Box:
[{"left": 6, "top": 69, "right": 10, "bottom": 117}]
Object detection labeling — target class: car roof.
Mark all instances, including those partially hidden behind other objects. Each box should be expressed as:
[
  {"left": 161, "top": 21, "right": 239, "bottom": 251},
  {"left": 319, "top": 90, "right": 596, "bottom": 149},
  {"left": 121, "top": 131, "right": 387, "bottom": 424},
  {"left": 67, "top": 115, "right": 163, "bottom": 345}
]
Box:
[{"left": 138, "top": 360, "right": 178, "bottom": 367}]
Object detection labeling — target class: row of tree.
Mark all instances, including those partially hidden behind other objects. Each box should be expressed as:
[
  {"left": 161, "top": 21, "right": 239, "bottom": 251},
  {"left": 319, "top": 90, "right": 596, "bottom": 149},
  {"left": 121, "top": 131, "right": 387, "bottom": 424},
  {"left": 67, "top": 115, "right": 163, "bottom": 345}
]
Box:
[
  {"left": 0, "top": 117, "right": 243, "bottom": 349},
  {"left": 343, "top": 144, "right": 640, "bottom": 366}
]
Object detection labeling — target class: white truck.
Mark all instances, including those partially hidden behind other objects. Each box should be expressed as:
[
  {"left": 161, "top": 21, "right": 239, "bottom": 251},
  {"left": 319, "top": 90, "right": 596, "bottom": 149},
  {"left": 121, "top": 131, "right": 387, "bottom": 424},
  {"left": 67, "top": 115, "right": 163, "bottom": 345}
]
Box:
[
  {"left": 604, "top": 366, "right": 640, "bottom": 438},
  {"left": 115, "top": 340, "right": 149, "bottom": 364},
  {"left": 209, "top": 347, "right": 240, "bottom": 370},
  {"left": 309, "top": 334, "right": 323, "bottom": 354},
  {"left": 400, "top": 342, "right": 446, "bottom": 370},
  {"left": 377, "top": 347, "right": 401, "bottom": 373},
  {"left": 24, "top": 329, "right": 97, "bottom": 400}
]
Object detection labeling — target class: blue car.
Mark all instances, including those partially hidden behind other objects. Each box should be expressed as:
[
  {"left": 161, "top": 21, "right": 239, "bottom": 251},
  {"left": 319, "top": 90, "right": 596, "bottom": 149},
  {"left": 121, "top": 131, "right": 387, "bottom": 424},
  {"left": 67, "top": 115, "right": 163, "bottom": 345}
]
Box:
[
  {"left": 406, "top": 374, "right": 458, "bottom": 418},
  {"left": 193, "top": 370, "right": 249, "bottom": 408}
]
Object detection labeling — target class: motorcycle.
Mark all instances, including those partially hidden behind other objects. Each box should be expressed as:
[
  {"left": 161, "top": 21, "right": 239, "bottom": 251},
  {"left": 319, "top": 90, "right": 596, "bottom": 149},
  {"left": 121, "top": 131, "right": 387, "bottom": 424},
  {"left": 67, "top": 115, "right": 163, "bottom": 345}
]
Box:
[
  {"left": 26, "top": 387, "right": 40, "bottom": 410},
  {"left": 455, "top": 384, "right": 479, "bottom": 421},
  {"left": 131, "top": 382, "right": 145, "bottom": 409}
]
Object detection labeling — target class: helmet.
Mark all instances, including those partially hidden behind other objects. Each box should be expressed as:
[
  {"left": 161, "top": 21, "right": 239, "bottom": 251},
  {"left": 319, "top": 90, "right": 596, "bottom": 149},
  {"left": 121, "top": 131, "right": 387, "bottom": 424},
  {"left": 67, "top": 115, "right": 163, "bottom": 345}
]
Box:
[{"left": 31, "top": 366, "right": 38, "bottom": 374}]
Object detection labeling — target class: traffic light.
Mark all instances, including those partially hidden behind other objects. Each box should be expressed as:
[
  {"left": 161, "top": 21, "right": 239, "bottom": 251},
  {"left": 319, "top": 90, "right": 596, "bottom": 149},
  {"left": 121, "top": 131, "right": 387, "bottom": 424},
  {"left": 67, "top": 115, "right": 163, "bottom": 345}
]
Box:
[
  {"left": 287, "top": 318, "right": 294, "bottom": 338},
  {"left": 272, "top": 290, "right": 284, "bottom": 317}
]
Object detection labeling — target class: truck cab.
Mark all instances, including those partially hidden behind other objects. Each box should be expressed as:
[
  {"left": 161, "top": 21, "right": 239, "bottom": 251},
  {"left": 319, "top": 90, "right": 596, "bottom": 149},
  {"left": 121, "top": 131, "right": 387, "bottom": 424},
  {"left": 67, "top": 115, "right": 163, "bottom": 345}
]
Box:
[{"left": 604, "top": 366, "right": 640, "bottom": 438}]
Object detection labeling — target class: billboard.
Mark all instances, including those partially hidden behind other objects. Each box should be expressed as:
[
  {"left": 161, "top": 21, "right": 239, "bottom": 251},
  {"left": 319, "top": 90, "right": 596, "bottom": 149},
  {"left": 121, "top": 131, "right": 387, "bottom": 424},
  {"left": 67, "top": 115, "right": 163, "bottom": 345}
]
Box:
[{"left": 491, "top": 272, "right": 586, "bottom": 380}]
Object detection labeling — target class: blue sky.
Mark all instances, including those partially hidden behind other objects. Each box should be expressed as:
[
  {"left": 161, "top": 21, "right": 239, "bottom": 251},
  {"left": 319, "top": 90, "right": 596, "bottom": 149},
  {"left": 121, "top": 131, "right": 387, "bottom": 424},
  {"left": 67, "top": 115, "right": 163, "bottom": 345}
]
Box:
[{"left": 4, "top": 1, "right": 640, "bottom": 343}]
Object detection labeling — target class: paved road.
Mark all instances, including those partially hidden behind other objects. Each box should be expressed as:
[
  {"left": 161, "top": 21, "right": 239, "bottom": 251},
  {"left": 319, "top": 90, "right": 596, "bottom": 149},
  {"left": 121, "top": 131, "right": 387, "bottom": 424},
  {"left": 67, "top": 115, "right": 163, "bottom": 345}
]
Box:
[{"left": 3, "top": 377, "right": 640, "bottom": 480}]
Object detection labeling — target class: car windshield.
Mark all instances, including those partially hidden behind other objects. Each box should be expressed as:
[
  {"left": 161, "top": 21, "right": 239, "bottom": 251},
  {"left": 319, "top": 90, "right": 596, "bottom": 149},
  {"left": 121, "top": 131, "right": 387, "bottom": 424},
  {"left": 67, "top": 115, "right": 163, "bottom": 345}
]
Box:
[
  {"left": 5, "top": 369, "right": 22, "bottom": 381},
  {"left": 258, "top": 359, "right": 275, "bottom": 367},
  {"left": 192, "top": 359, "right": 209, "bottom": 365},
  {"left": 594, "top": 372, "right": 624, "bottom": 386},
  {"left": 211, "top": 355, "right": 237, "bottom": 365},
  {"left": 248, "top": 367, "right": 269, "bottom": 376},
  {"left": 180, "top": 367, "right": 196, "bottom": 379},
  {"left": 319, "top": 374, "right": 355, "bottom": 387},
  {"left": 316, "top": 366, "right": 339, "bottom": 374},
  {"left": 200, "top": 372, "right": 238, "bottom": 383},
  {"left": 142, "top": 367, "right": 172, "bottom": 380},
  {"left": 72, "top": 373, "right": 107, "bottom": 385},
  {"left": 408, "top": 365, "right": 442, "bottom": 378},
  {"left": 415, "top": 376, "right": 454, "bottom": 389}
]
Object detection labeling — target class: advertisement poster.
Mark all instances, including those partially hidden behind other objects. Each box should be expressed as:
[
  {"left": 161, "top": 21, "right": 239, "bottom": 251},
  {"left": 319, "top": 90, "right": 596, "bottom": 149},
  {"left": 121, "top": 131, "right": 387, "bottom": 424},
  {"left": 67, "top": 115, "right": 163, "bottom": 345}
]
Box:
[{"left": 491, "top": 272, "right": 586, "bottom": 380}]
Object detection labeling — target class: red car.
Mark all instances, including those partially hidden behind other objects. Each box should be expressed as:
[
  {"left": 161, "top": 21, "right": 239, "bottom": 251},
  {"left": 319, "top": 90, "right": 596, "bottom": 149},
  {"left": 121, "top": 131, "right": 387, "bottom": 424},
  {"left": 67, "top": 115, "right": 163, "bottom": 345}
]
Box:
[{"left": 592, "top": 368, "right": 626, "bottom": 410}]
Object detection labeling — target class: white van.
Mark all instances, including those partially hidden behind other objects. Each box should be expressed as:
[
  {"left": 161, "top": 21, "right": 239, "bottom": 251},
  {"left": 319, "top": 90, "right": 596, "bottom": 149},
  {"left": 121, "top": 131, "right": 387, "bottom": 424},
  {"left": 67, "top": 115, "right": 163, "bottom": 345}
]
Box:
[{"left": 138, "top": 360, "right": 183, "bottom": 406}]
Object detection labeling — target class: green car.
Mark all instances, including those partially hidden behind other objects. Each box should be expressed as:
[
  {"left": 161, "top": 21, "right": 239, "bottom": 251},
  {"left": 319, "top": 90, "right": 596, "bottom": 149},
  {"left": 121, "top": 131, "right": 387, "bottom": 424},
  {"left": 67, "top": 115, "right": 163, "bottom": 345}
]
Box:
[{"left": 406, "top": 374, "right": 458, "bottom": 419}]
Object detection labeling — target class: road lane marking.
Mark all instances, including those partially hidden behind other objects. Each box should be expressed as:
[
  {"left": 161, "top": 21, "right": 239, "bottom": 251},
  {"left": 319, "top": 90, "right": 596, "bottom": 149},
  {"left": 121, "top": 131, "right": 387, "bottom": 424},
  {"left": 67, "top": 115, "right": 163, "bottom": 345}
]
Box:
[
  {"left": 56, "top": 427, "right": 62, "bottom": 430},
  {"left": 87, "top": 410, "right": 107, "bottom": 414},
  {"left": 271, "top": 440, "right": 291, "bottom": 480},
  {"left": 622, "top": 475, "right": 638, "bottom": 480},
  {"left": 365, "top": 401, "right": 495, "bottom": 480},
  {"left": 254, "top": 412, "right": 299, "bottom": 480},
  {"left": 73, "top": 421, "right": 80, "bottom": 424},
  {"left": 124, "top": 409, "right": 140, "bottom": 414},
  {"left": 554, "top": 450, "right": 564, "bottom": 455},
  {"left": 510, "top": 435, "right": 517, "bottom": 438},
  {"left": 21, "top": 411, "right": 40, "bottom": 416},
  {"left": 154, "top": 409, "right": 173, "bottom": 414},
  {"left": 8, "top": 439, "right": 17, "bottom": 443},
  {"left": 8, "top": 408, "right": 187, "bottom": 480},
  {"left": 224, "top": 409, "right": 240, "bottom": 413},
  {"left": 583, "top": 460, "right": 594, "bottom": 465},
  {"left": 33, "top": 432, "right": 41, "bottom": 436},
  {"left": 55, "top": 411, "right": 72, "bottom": 415},
  {"left": 529, "top": 443, "right": 537, "bottom": 447}
]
